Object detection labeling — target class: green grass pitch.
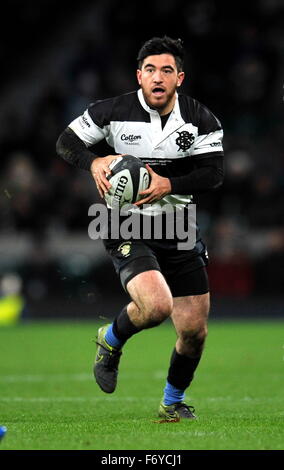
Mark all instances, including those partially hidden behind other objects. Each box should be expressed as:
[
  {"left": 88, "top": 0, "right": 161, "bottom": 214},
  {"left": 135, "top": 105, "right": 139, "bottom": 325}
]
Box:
[{"left": 0, "top": 319, "right": 283, "bottom": 450}]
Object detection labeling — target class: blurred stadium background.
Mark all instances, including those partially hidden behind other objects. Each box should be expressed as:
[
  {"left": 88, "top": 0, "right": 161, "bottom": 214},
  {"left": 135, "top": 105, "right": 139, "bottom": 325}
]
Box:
[{"left": 0, "top": 0, "right": 283, "bottom": 323}]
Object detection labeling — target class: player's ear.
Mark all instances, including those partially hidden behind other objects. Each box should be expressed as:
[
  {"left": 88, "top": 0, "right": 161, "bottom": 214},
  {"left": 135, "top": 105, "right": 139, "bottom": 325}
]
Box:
[
  {"left": 177, "top": 71, "right": 185, "bottom": 87},
  {"left": 137, "top": 69, "right": 142, "bottom": 85}
]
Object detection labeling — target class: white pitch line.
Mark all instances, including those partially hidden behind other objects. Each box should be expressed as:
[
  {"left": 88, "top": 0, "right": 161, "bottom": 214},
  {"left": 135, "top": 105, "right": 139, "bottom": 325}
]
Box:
[
  {"left": 0, "top": 373, "right": 91, "bottom": 383},
  {"left": 0, "top": 371, "right": 166, "bottom": 383},
  {"left": 0, "top": 396, "right": 157, "bottom": 403},
  {"left": 0, "top": 396, "right": 281, "bottom": 403}
]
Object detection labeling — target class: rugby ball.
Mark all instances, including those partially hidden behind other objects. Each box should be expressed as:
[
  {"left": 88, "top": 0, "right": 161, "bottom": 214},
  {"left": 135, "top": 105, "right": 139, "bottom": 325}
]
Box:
[{"left": 104, "top": 155, "right": 150, "bottom": 209}]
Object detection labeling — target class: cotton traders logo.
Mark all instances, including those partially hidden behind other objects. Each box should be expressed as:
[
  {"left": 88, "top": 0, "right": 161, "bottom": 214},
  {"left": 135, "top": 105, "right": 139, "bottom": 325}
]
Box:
[
  {"left": 121, "top": 134, "right": 141, "bottom": 144},
  {"left": 175, "top": 131, "right": 195, "bottom": 151}
]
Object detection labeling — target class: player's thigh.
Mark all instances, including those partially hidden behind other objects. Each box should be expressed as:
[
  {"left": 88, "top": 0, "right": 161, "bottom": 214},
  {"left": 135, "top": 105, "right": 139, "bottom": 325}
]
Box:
[
  {"left": 171, "top": 292, "right": 210, "bottom": 335},
  {"left": 126, "top": 270, "right": 173, "bottom": 318}
]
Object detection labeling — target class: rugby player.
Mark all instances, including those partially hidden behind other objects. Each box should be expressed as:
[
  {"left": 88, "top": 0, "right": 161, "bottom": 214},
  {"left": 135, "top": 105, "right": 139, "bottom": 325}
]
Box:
[{"left": 56, "top": 36, "right": 224, "bottom": 421}]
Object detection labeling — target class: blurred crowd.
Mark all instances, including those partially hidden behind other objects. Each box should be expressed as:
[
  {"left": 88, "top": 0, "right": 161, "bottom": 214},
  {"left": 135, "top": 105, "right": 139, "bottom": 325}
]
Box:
[{"left": 1, "top": 0, "right": 284, "bottom": 305}]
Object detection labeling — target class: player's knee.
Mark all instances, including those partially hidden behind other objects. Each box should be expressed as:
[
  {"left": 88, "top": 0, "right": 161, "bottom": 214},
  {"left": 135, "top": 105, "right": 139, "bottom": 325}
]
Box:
[
  {"left": 180, "top": 324, "right": 208, "bottom": 354},
  {"left": 143, "top": 298, "right": 173, "bottom": 327}
]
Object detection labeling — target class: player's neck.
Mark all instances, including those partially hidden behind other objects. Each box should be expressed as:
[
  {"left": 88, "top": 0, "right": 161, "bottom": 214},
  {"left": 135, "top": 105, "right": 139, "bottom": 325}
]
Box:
[
  {"left": 158, "top": 95, "right": 176, "bottom": 116},
  {"left": 146, "top": 93, "right": 176, "bottom": 116}
]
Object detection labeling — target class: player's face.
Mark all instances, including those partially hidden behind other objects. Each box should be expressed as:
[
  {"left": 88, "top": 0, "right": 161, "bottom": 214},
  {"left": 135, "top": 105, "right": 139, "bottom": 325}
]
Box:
[{"left": 137, "top": 54, "right": 184, "bottom": 115}]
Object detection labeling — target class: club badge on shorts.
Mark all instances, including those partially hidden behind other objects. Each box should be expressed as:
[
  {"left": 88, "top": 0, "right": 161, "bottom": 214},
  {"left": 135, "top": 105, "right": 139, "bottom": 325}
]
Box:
[{"left": 118, "top": 242, "right": 132, "bottom": 257}]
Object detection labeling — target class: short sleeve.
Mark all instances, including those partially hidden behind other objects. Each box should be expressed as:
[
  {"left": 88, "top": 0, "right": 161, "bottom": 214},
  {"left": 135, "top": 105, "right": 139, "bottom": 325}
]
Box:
[
  {"left": 68, "top": 102, "right": 110, "bottom": 147},
  {"left": 191, "top": 104, "right": 224, "bottom": 158}
]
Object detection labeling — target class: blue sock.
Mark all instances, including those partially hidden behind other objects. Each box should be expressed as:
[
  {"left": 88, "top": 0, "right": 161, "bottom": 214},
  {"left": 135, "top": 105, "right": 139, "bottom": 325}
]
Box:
[
  {"left": 163, "top": 380, "right": 185, "bottom": 405},
  {"left": 105, "top": 323, "right": 124, "bottom": 350}
]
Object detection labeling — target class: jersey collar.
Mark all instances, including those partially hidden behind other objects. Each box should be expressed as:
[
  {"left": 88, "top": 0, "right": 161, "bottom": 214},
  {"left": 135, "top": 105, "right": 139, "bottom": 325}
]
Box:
[{"left": 137, "top": 88, "right": 181, "bottom": 120}]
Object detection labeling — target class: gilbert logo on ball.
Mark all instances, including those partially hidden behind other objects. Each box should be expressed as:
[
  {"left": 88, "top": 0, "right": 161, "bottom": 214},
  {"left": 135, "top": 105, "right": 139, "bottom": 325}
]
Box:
[{"left": 104, "top": 155, "right": 150, "bottom": 209}]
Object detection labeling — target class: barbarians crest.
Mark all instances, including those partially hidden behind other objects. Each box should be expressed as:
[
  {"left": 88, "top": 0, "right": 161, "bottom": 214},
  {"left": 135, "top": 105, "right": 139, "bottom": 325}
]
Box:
[
  {"left": 118, "top": 242, "right": 132, "bottom": 257},
  {"left": 175, "top": 131, "right": 195, "bottom": 151}
]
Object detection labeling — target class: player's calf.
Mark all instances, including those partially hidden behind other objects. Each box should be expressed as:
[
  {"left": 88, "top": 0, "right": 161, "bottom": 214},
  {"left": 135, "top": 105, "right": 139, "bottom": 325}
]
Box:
[
  {"left": 126, "top": 270, "right": 173, "bottom": 329},
  {"left": 105, "top": 298, "right": 172, "bottom": 352},
  {"left": 128, "top": 298, "right": 173, "bottom": 329}
]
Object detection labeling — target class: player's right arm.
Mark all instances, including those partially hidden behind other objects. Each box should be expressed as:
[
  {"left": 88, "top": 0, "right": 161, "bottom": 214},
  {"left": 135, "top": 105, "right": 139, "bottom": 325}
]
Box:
[
  {"left": 56, "top": 108, "right": 122, "bottom": 197},
  {"left": 90, "top": 154, "right": 122, "bottom": 198}
]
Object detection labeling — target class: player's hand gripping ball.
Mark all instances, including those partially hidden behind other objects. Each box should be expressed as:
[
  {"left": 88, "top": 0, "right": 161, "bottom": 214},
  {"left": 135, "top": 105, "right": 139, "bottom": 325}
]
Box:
[{"left": 104, "top": 155, "right": 150, "bottom": 209}]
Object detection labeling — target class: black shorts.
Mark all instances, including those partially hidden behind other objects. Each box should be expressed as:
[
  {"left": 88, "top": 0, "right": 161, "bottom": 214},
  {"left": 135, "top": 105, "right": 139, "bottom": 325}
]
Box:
[{"left": 103, "top": 237, "right": 209, "bottom": 297}]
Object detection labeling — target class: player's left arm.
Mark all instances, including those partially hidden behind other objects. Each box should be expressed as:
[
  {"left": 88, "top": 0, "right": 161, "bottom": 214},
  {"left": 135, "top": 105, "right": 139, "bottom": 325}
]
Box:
[
  {"left": 135, "top": 154, "right": 224, "bottom": 205},
  {"left": 169, "top": 103, "right": 225, "bottom": 195},
  {"left": 135, "top": 104, "right": 224, "bottom": 205},
  {"left": 168, "top": 152, "right": 224, "bottom": 195},
  {"left": 135, "top": 164, "right": 172, "bottom": 205}
]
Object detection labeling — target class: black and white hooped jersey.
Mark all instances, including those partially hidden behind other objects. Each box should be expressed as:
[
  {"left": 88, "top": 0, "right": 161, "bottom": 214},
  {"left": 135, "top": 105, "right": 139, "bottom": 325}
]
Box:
[{"left": 69, "top": 89, "right": 224, "bottom": 215}]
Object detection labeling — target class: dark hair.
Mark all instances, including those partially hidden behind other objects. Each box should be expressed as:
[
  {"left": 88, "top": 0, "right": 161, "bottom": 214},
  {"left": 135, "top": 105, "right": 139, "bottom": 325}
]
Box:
[{"left": 137, "top": 36, "right": 185, "bottom": 72}]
